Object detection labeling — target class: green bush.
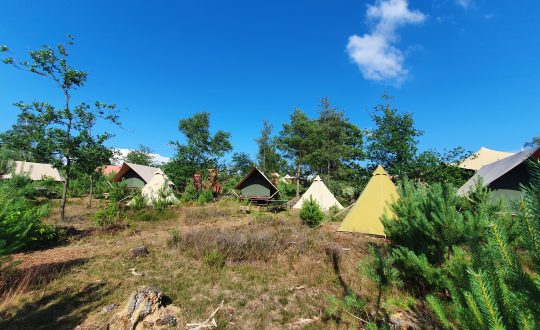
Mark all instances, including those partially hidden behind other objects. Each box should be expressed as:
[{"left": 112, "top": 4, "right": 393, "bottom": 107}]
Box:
[
  {"left": 130, "top": 190, "right": 147, "bottom": 210},
  {"left": 277, "top": 181, "right": 296, "bottom": 199},
  {"left": 203, "top": 249, "right": 226, "bottom": 268},
  {"left": 197, "top": 189, "right": 213, "bottom": 205},
  {"left": 426, "top": 162, "right": 540, "bottom": 329},
  {"left": 93, "top": 202, "right": 125, "bottom": 227},
  {"left": 181, "top": 179, "right": 199, "bottom": 203},
  {"left": 382, "top": 180, "right": 501, "bottom": 293},
  {"left": 299, "top": 196, "right": 324, "bottom": 228},
  {"left": 108, "top": 181, "right": 129, "bottom": 202},
  {"left": 0, "top": 176, "right": 64, "bottom": 255},
  {"left": 168, "top": 229, "right": 181, "bottom": 246}
]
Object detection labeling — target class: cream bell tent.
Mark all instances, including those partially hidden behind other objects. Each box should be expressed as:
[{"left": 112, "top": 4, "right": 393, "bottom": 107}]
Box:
[
  {"left": 338, "top": 166, "right": 399, "bottom": 236},
  {"left": 293, "top": 175, "right": 343, "bottom": 212},
  {"left": 138, "top": 170, "right": 178, "bottom": 206},
  {"left": 459, "top": 147, "right": 515, "bottom": 171}
]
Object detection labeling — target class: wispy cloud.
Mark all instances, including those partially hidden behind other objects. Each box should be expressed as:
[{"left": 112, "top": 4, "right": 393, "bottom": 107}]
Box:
[
  {"left": 346, "top": 0, "right": 426, "bottom": 84},
  {"left": 456, "top": 0, "right": 472, "bottom": 9}
]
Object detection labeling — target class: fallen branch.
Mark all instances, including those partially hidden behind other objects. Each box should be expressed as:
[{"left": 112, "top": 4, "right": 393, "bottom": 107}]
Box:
[{"left": 186, "top": 300, "right": 224, "bottom": 330}]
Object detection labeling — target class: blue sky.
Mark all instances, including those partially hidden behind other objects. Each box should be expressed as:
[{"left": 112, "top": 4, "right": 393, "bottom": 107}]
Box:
[{"left": 0, "top": 0, "right": 538, "bottom": 161}]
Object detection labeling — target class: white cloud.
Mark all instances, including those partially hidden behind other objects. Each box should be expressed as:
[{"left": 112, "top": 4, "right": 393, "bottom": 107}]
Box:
[
  {"left": 347, "top": 0, "right": 426, "bottom": 84},
  {"left": 456, "top": 0, "right": 471, "bottom": 9},
  {"left": 113, "top": 148, "right": 171, "bottom": 165}
]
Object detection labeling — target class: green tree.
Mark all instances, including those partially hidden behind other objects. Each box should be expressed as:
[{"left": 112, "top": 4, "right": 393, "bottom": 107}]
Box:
[
  {"left": 1, "top": 37, "right": 120, "bottom": 221},
  {"left": 307, "top": 97, "right": 364, "bottom": 182},
  {"left": 427, "top": 164, "right": 540, "bottom": 329},
  {"left": 277, "top": 109, "right": 316, "bottom": 198},
  {"left": 125, "top": 144, "right": 154, "bottom": 166},
  {"left": 0, "top": 116, "right": 56, "bottom": 163},
  {"left": 412, "top": 147, "right": 472, "bottom": 187},
  {"left": 256, "top": 120, "right": 286, "bottom": 174},
  {"left": 230, "top": 152, "right": 254, "bottom": 175},
  {"left": 367, "top": 93, "right": 423, "bottom": 180},
  {"left": 361, "top": 245, "right": 401, "bottom": 313},
  {"left": 72, "top": 142, "right": 113, "bottom": 208},
  {"left": 166, "top": 112, "right": 232, "bottom": 188}
]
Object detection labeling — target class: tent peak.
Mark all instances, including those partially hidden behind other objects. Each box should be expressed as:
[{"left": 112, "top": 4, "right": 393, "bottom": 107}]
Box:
[
  {"left": 373, "top": 165, "right": 389, "bottom": 176},
  {"left": 314, "top": 175, "right": 322, "bottom": 181}
]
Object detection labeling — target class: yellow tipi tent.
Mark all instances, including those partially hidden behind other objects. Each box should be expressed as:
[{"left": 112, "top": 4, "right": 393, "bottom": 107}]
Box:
[{"left": 338, "top": 165, "right": 399, "bottom": 236}]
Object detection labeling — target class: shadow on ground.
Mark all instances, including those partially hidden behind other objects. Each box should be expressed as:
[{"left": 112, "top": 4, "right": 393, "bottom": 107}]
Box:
[{"left": 0, "top": 281, "right": 114, "bottom": 330}]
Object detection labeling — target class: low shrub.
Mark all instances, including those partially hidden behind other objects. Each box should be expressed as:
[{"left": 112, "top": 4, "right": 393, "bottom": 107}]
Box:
[
  {"left": 108, "top": 181, "right": 129, "bottom": 202},
  {"left": 93, "top": 203, "right": 125, "bottom": 228},
  {"left": 299, "top": 197, "right": 324, "bottom": 228},
  {"left": 180, "top": 180, "right": 198, "bottom": 203},
  {"left": 169, "top": 221, "right": 319, "bottom": 262},
  {"left": 203, "top": 249, "right": 226, "bottom": 268},
  {"left": 197, "top": 189, "right": 213, "bottom": 205},
  {"left": 130, "top": 190, "right": 147, "bottom": 210}
]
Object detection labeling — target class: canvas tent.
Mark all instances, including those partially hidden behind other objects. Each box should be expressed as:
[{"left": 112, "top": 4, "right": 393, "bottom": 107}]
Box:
[
  {"left": 293, "top": 175, "right": 343, "bottom": 212},
  {"left": 113, "top": 162, "right": 160, "bottom": 188},
  {"left": 459, "top": 147, "right": 515, "bottom": 171},
  {"left": 138, "top": 170, "right": 178, "bottom": 206},
  {"left": 235, "top": 167, "right": 278, "bottom": 200},
  {"left": 1, "top": 161, "right": 64, "bottom": 182},
  {"left": 338, "top": 165, "right": 399, "bottom": 236},
  {"left": 457, "top": 146, "right": 540, "bottom": 203}
]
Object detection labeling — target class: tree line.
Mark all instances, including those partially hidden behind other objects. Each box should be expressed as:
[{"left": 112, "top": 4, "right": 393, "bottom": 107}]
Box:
[{"left": 1, "top": 37, "right": 472, "bottom": 220}]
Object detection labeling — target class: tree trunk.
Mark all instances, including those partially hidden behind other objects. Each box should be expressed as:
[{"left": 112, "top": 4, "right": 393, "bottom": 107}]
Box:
[
  {"left": 60, "top": 159, "right": 71, "bottom": 222},
  {"left": 87, "top": 175, "right": 93, "bottom": 209},
  {"left": 296, "top": 161, "right": 301, "bottom": 198},
  {"left": 376, "top": 284, "right": 382, "bottom": 314},
  {"left": 327, "top": 160, "right": 331, "bottom": 181}
]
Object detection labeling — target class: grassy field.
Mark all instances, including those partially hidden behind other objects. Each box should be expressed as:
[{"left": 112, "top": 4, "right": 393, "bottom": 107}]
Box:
[{"left": 0, "top": 198, "right": 419, "bottom": 329}]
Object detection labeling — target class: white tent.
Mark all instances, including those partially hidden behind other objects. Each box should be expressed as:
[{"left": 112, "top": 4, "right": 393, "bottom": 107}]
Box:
[
  {"left": 140, "top": 170, "right": 178, "bottom": 206},
  {"left": 1, "top": 161, "right": 64, "bottom": 181},
  {"left": 293, "top": 175, "right": 343, "bottom": 212}
]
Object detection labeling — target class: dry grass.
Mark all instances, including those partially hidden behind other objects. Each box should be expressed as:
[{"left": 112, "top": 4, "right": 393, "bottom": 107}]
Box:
[{"left": 0, "top": 198, "right": 418, "bottom": 329}]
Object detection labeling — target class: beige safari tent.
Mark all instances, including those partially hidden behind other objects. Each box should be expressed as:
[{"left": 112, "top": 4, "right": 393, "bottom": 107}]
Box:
[
  {"left": 139, "top": 170, "right": 177, "bottom": 206},
  {"left": 457, "top": 146, "right": 540, "bottom": 204},
  {"left": 459, "top": 147, "right": 515, "bottom": 171},
  {"left": 338, "top": 165, "right": 399, "bottom": 236},
  {"left": 113, "top": 162, "right": 160, "bottom": 188},
  {"left": 1, "top": 161, "right": 64, "bottom": 182},
  {"left": 293, "top": 175, "right": 343, "bottom": 212}
]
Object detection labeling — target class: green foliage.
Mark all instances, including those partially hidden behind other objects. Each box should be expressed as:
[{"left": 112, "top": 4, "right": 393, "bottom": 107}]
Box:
[
  {"left": 256, "top": 120, "right": 287, "bottom": 174},
  {"left": 277, "top": 181, "right": 296, "bottom": 199},
  {"left": 93, "top": 202, "right": 124, "bottom": 228},
  {"left": 181, "top": 179, "right": 199, "bottom": 203},
  {"left": 360, "top": 245, "right": 402, "bottom": 313},
  {"left": 168, "top": 229, "right": 181, "bottom": 245},
  {"left": 230, "top": 152, "right": 254, "bottom": 175},
  {"left": 366, "top": 93, "right": 423, "bottom": 180},
  {"left": 326, "top": 292, "right": 367, "bottom": 320},
  {"left": 130, "top": 190, "right": 147, "bottom": 210},
  {"left": 166, "top": 112, "right": 232, "bottom": 188},
  {"left": 203, "top": 249, "right": 226, "bottom": 268},
  {"left": 299, "top": 196, "right": 324, "bottom": 228},
  {"left": 197, "top": 189, "right": 213, "bottom": 205},
  {"left": 108, "top": 181, "right": 129, "bottom": 202},
  {"left": 277, "top": 108, "right": 315, "bottom": 197},
  {"left": 388, "top": 163, "right": 540, "bottom": 329},
  {"left": 0, "top": 177, "right": 63, "bottom": 256},
  {"left": 125, "top": 145, "right": 155, "bottom": 166},
  {"left": 1, "top": 36, "right": 121, "bottom": 221},
  {"left": 382, "top": 180, "right": 497, "bottom": 293},
  {"left": 306, "top": 97, "right": 364, "bottom": 180},
  {"left": 151, "top": 181, "right": 176, "bottom": 210}
]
